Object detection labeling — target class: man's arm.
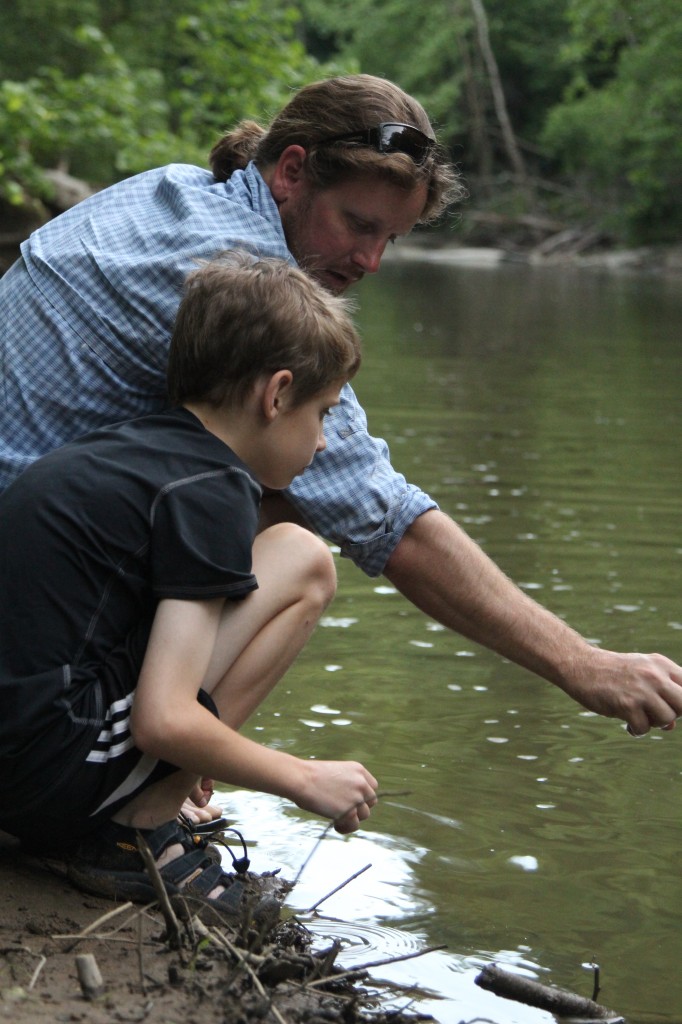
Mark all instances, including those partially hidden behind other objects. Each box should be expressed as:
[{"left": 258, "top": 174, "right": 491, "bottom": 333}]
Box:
[{"left": 384, "top": 509, "right": 682, "bottom": 735}]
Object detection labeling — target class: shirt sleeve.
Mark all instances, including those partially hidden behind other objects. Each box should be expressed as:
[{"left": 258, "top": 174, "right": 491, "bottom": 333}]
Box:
[
  {"left": 149, "top": 467, "right": 260, "bottom": 600},
  {"left": 285, "top": 383, "right": 438, "bottom": 578}
]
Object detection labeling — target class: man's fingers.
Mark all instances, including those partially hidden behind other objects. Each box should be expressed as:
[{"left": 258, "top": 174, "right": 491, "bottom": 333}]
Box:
[
  {"left": 626, "top": 718, "right": 677, "bottom": 738},
  {"left": 626, "top": 723, "right": 647, "bottom": 738}
]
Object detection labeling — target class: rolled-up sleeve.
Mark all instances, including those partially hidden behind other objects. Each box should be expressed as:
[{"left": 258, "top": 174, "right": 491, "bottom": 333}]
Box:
[{"left": 285, "top": 383, "right": 438, "bottom": 577}]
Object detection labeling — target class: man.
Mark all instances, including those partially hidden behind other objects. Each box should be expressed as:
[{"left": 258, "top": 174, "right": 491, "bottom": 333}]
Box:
[{"left": 1, "top": 73, "right": 680, "bottom": 752}]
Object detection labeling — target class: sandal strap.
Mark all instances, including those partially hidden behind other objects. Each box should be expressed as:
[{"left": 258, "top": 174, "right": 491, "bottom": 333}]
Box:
[
  {"left": 158, "top": 846, "right": 215, "bottom": 889},
  {"left": 181, "top": 861, "right": 246, "bottom": 914},
  {"left": 142, "top": 820, "right": 190, "bottom": 860},
  {"left": 181, "top": 860, "right": 233, "bottom": 897}
]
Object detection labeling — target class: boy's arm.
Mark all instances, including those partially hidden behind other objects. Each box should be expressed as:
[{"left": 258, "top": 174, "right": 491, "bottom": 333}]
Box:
[{"left": 131, "top": 597, "right": 378, "bottom": 833}]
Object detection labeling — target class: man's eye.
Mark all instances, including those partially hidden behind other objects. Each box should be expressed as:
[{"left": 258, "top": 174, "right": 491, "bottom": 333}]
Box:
[{"left": 352, "top": 217, "right": 372, "bottom": 233}]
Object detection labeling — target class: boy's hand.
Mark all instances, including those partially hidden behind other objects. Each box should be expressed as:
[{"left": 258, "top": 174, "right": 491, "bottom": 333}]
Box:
[
  {"left": 293, "top": 760, "right": 379, "bottom": 834},
  {"left": 180, "top": 778, "right": 222, "bottom": 824}
]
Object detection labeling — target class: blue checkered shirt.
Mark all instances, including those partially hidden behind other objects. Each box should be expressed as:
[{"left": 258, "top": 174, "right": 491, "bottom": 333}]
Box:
[{"left": 0, "top": 162, "right": 436, "bottom": 576}]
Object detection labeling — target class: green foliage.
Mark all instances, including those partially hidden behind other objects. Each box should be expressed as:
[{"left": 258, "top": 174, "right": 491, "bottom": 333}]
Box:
[
  {"left": 1, "top": 0, "right": 679, "bottom": 242},
  {"left": 297, "top": 0, "right": 471, "bottom": 140},
  {"left": 0, "top": 0, "right": 342, "bottom": 205},
  {"left": 0, "top": 25, "right": 174, "bottom": 202},
  {"left": 484, "top": 0, "right": 571, "bottom": 137},
  {"left": 542, "top": 0, "right": 682, "bottom": 240},
  {"left": 0, "top": 80, "right": 57, "bottom": 205}
]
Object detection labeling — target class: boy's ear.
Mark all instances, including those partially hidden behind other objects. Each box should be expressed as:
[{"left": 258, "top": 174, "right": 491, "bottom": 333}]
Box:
[
  {"left": 262, "top": 370, "right": 294, "bottom": 421},
  {"left": 268, "top": 146, "right": 308, "bottom": 204}
]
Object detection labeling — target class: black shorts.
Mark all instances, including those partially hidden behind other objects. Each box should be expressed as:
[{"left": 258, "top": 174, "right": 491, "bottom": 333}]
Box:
[{"left": 0, "top": 621, "right": 219, "bottom": 847}]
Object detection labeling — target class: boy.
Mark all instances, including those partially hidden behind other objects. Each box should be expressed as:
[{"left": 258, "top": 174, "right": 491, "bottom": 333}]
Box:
[{"left": 0, "top": 252, "right": 377, "bottom": 913}]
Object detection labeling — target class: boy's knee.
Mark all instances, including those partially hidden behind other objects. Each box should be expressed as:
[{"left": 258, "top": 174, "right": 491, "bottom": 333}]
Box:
[{"left": 270, "top": 523, "right": 337, "bottom": 605}]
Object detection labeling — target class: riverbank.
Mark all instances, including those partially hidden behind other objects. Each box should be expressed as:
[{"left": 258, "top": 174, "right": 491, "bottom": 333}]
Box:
[
  {"left": 2, "top": 181, "right": 681, "bottom": 279},
  {"left": 385, "top": 233, "right": 682, "bottom": 276},
  {"left": 0, "top": 828, "right": 434, "bottom": 1024}
]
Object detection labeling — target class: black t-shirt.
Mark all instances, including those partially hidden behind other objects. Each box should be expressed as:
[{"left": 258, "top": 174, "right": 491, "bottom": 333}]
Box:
[{"left": 0, "top": 407, "right": 261, "bottom": 752}]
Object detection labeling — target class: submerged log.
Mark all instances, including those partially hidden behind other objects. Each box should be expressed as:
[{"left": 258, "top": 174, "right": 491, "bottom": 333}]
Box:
[{"left": 475, "top": 964, "right": 625, "bottom": 1021}]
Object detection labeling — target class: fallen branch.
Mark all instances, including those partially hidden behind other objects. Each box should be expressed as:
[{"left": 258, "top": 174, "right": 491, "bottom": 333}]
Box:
[{"left": 475, "top": 964, "right": 625, "bottom": 1021}]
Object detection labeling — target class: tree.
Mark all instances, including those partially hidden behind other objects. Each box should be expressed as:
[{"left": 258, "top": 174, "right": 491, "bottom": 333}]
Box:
[
  {"left": 296, "top": 0, "right": 569, "bottom": 184},
  {"left": 0, "top": 0, "right": 342, "bottom": 206},
  {"left": 541, "top": 0, "right": 682, "bottom": 240}
]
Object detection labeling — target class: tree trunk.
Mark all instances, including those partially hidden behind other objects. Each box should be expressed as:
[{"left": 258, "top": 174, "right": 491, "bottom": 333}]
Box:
[
  {"left": 457, "top": 31, "right": 494, "bottom": 183},
  {"left": 468, "top": 0, "right": 528, "bottom": 183}
]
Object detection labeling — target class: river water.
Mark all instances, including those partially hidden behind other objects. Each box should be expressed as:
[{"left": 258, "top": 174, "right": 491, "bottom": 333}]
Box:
[{"left": 220, "top": 253, "right": 682, "bottom": 1023}]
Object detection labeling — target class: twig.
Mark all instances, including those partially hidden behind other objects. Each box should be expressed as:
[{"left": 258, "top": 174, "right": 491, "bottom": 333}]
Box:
[
  {"left": 137, "top": 907, "right": 146, "bottom": 993},
  {"left": 52, "top": 934, "right": 151, "bottom": 945},
  {"left": 27, "top": 953, "right": 47, "bottom": 991},
  {"left": 306, "top": 863, "right": 372, "bottom": 912},
  {"left": 1, "top": 946, "right": 48, "bottom": 991},
  {"left": 290, "top": 820, "right": 334, "bottom": 889},
  {"left": 290, "top": 789, "right": 410, "bottom": 891},
  {"left": 305, "top": 943, "right": 447, "bottom": 988},
  {"left": 52, "top": 900, "right": 136, "bottom": 951},
  {"left": 135, "top": 832, "right": 181, "bottom": 948}
]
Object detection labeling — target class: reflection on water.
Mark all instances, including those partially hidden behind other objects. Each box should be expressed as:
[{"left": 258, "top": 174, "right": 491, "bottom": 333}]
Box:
[
  {"left": 216, "top": 789, "right": 553, "bottom": 1024},
  {"left": 231, "top": 258, "right": 682, "bottom": 1023}
]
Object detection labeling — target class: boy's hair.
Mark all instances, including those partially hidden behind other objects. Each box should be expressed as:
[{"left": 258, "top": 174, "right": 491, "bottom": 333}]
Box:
[{"left": 167, "top": 251, "right": 362, "bottom": 408}]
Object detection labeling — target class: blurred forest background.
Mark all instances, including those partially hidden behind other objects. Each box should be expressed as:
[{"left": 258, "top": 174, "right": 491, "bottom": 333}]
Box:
[{"left": 0, "top": 0, "right": 680, "bottom": 254}]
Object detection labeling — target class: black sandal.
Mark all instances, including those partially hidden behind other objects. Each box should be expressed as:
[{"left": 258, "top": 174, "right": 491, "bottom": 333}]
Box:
[{"left": 67, "top": 819, "right": 249, "bottom": 913}]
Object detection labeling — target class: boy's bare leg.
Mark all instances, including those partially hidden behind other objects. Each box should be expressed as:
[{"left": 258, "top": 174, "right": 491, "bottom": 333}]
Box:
[
  {"left": 110, "top": 524, "right": 336, "bottom": 883},
  {"left": 202, "top": 523, "right": 336, "bottom": 728}
]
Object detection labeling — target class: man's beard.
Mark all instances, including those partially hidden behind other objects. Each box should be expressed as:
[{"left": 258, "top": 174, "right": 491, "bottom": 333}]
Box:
[{"left": 279, "top": 195, "right": 329, "bottom": 289}]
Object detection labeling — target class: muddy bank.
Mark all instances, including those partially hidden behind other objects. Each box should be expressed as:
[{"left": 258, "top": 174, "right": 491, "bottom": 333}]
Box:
[{"left": 0, "top": 829, "right": 439, "bottom": 1024}]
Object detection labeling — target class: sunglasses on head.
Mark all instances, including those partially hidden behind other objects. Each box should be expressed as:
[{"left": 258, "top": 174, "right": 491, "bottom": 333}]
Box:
[{"left": 321, "top": 122, "right": 435, "bottom": 165}]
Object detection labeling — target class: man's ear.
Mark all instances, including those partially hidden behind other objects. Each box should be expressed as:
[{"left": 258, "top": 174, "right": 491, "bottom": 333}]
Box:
[
  {"left": 268, "top": 145, "right": 308, "bottom": 205},
  {"left": 262, "top": 370, "right": 294, "bottom": 421}
]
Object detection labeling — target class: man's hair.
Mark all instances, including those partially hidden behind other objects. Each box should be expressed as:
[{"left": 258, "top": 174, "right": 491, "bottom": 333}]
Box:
[
  {"left": 167, "top": 251, "right": 362, "bottom": 409},
  {"left": 209, "top": 74, "right": 464, "bottom": 224}
]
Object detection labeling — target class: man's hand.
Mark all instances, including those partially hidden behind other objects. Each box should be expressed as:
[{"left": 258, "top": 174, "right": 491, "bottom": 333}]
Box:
[
  {"left": 558, "top": 649, "right": 682, "bottom": 736},
  {"left": 386, "top": 510, "right": 682, "bottom": 734}
]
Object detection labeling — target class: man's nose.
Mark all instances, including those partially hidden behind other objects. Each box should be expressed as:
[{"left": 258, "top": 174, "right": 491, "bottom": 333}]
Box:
[
  {"left": 316, "top": 427, "right": 327, "bottom": 453},
  {"left": 352, "top": 239, "right": 386, "bottom": 275}
]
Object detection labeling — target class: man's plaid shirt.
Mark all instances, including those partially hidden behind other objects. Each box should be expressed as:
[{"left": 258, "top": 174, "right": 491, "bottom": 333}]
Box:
[{"left": 0, "top": 162, "right": 435, "bottom": 576}]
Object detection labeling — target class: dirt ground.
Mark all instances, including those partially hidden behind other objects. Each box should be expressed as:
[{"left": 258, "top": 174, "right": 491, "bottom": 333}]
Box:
[{"left": 0, "top": 829, "right": 435, "bottom": 1024}]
